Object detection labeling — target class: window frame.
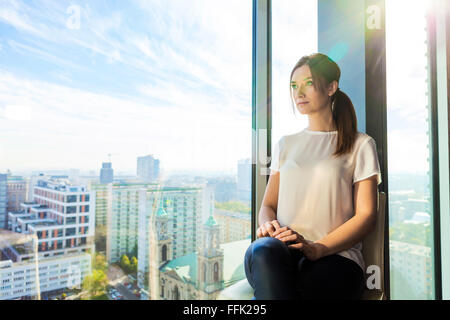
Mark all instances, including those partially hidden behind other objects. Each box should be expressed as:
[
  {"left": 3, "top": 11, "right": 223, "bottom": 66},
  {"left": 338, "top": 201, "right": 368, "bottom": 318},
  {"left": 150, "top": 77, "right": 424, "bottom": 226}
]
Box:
[{"left": 253, "top": 0, "right": 449, "bottom": 300}]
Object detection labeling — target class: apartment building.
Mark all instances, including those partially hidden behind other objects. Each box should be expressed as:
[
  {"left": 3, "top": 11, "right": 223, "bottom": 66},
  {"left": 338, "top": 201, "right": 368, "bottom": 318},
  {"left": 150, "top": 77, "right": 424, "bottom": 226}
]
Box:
[{"left": 0, "top": 178, "right": 95, "bottom": 299}]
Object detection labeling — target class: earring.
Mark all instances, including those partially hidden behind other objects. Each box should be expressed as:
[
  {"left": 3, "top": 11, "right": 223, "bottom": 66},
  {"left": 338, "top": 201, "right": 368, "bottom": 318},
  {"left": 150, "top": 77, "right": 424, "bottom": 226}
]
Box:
[{"left": 331, "top": 99, "right": 335, "bottom": 112}]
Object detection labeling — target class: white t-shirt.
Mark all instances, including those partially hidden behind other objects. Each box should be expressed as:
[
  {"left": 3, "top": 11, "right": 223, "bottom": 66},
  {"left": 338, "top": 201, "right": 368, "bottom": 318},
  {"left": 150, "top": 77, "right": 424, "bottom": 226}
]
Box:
[{"left": 270, "top": 128, "right": 382, "bottom": 272}]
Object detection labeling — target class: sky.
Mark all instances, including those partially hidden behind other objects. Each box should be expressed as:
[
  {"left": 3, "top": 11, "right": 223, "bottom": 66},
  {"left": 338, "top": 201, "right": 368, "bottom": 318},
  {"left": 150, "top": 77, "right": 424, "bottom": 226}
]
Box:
[
  {"left": 0, "top": 0, "right": 252, "bottom": 176},
  {"left": 0, "top": 0, "right": 434, "bottom": 176}
]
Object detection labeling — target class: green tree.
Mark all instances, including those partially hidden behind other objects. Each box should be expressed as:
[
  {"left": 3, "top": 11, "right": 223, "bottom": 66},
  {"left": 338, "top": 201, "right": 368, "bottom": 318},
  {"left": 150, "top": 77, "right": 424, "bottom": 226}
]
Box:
[
  {"left": 214, "top": 201, "right": 250, "bottom": 214},
  {"left": 93, "top": 252, "right": 108, "bottom": 273},
  {"left": 120, "top": 254, "right": 131, "bottom": 273},
  {"left": 130, "top": 256, "right": 138, "bottom": 276},
  {"left": 390, "top": 222, "right": 431, "bottom": 247},
  {"left": 82, "top": 269, "right": 108, "bottom": 297}
]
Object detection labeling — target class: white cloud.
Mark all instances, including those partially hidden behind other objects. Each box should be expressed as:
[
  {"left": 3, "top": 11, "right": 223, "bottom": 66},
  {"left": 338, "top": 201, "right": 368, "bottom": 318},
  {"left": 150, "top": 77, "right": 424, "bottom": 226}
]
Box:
[
  {"left": 129, "top": 35, "right": 158, "bottom": 61},
  {"left": 2, "top": 105, "right": 32, "bottom": 121},
  {"left": 0, "top": 0, "right": 254, "bottom": 173},
  {"left": 0, "top": 3, "right": 44, "bottom": 36},
  {"left": 7, "top": 39, "right": 88, "bottom": 71},
  {"left": 0, "top": 70, "right": 251, "bottom": 173}
]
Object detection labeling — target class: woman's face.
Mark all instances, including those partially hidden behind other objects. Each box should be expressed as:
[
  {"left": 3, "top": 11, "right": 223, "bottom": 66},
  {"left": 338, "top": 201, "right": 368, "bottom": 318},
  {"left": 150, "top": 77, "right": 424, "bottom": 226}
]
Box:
[{"left": 290, "top": 64, "right": 331, "bottom": 115}]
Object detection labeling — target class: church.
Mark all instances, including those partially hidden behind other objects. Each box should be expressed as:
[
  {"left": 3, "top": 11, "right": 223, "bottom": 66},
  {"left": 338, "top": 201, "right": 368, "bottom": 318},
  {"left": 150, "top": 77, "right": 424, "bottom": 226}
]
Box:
[{"left": 142, "top": 195, "right": 251, "bottom": 300}]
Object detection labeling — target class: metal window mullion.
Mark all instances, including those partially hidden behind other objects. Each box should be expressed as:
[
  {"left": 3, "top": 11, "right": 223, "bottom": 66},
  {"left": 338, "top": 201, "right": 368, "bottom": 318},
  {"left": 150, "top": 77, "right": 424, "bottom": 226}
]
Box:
[
  {"left": 252, "top": 0, "right": 271, "bottom": 242},
  {"left": 365, "top": 0, "right": 390, "bottom": 300},
  {"left": 427, "top": 0, "right": 445, "bottom": 301},
  {"left": 436, "top": 0, "right": 450, "bottom": 300}
]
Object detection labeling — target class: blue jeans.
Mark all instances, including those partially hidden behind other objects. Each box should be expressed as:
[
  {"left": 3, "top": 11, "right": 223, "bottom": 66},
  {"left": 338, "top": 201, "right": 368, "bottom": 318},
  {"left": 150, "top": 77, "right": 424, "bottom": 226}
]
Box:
[{"left": 244, "top": 237, "right": 365, "bottom": 300}]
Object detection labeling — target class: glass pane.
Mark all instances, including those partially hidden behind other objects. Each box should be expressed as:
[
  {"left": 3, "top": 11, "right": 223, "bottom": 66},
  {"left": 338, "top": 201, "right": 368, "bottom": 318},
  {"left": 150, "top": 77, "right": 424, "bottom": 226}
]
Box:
[
  {"left": 272, "top": 0, "right": 318, "bottom": 144},
  {"left": 0, "top": 0, "right": 251, "bottom": 300},
  {"left": 386, "top": 0, "right": 435, "bottom": 300}
]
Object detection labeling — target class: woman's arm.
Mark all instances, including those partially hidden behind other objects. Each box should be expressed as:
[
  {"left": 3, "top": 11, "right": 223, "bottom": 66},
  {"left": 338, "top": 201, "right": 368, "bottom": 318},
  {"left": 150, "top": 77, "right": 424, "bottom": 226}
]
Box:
[
  {"left": 257, "top": 171, "right": 281, "bottom": 237},
  {"left": 313, "top": 175, "right": 379, "bottom": 258},
  {"left": 258, "top": 171, "right": 279, "bottom": 225}
]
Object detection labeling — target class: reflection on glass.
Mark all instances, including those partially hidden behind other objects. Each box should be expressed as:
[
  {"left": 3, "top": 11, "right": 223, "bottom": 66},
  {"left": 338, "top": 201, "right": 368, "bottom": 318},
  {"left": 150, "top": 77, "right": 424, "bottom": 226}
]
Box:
[
  {"left": 272, "top": 0, "right": 318, "bottom": 143},
  {"left": 0, "top": 0, "right": 251, "bottom": 300},
  {"left": 386, "top": 0, "right": 435, "bottom": 300}
]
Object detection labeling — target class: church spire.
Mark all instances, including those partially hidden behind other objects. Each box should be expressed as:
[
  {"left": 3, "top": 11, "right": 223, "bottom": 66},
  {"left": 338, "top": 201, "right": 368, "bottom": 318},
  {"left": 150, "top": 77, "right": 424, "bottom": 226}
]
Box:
[
  {"left": 156, "top": 194, "right": 168, "bottom": 217},
  {"left": 204, "top": 197, "right": 218, "bottom": 227}
]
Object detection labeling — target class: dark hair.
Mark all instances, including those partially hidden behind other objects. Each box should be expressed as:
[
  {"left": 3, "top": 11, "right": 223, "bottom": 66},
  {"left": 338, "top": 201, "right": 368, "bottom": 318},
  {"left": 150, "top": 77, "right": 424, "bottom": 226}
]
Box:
[{"left": 290, "top": 53, "right": 358, "bottom": 157}]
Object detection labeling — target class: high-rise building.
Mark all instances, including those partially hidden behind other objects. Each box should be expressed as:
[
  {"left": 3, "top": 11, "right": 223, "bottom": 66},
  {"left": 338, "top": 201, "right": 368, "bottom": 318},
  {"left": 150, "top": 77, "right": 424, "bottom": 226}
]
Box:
[
  {"left": 137, "top": 186, "right": 203, "bottom": 291},
  {"left": 214, "top": 209, "right": 251, "bottom": 244},
  {"left": 89, "top": 182, "right": 110, "bottom": 228},
  {"left": 390, "top": 240, "right": 433, "bottom": 299},
  {"left": 137, "top": 155, "right": 160, "bottom": 182},
  {"left": 8, "top": 178, "right": 95, "bottom": 256},
  {"left": 6, "top": 175, "right": 28, "bottom": 217},
  {"left": 206, "top": 177, "right": 237, "bottom": 202},
  {"left": 105, "top": 183, "right": 202, "bottom": 266},
  {"left": 0, "top": 230, "right": 91, "bottom": 300},
  {"left": 0, "top": 174, "right": 7, "bottom": 229},
  {"left": 1, "top": 178, "right": 95, "bottom": 299},
  {"left": 106, "top": 182, "right": 155, "bottom": 263},
  {"left": 99, "top": 162, "right": 114, "bottom": 184}
]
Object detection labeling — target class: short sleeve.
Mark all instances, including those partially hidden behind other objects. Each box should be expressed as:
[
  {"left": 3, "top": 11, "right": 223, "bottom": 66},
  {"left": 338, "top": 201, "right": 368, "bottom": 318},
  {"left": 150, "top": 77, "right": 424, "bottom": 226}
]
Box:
[
  {"left": 353, "top": 137, "right": 382, "bottom": 185},
  {"left": 269, "top": 138, "right": 282, "bottom": 174}
]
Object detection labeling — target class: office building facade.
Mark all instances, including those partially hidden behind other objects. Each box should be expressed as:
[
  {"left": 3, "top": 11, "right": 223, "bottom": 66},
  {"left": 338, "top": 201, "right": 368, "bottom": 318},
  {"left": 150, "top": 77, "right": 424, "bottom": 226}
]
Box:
[
  {"left": 137, "top": 155, "right": 160, "bottom": 182},
  {"left": 0, "top": 178, "right": 95, "bottom": 299},
  {"left": 99, "top": 162, "right": 114, "bottom": 184},
  {"left": 0, "top": 174, "right": 6, "bottom": 229}
]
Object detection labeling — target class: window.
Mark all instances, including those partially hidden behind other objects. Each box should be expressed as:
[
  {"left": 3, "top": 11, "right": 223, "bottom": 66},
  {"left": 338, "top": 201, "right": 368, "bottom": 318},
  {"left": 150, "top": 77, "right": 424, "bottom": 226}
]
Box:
[
  {"left": 65, "top": 228, "right": 76, "bottom": 237},
  {"left": 0, "top": 0, "right": 251, "bottom": 301},
  {"left": 203, "top": 263, "right": 207, "bottom": 283},
  {"left": 162, "top": 245, "right": 167, "bottom": 262},
  {"left": 66, "top": 217, "right": 77, "bottom": 224},
  {"left": 213, "top": 262, "right": 219, "bottom": 282},
  {"left": 386, "top": 0, "right": 437, "bottom": 300},
  {"left": 66, "top": 206, "right": 77, "bottom": 214},
  {"left": 271, "top": 0, "right": 318, "bottom": 146},
  {"left": 67, "top": 195, "right": 77, "bottom": 203}
]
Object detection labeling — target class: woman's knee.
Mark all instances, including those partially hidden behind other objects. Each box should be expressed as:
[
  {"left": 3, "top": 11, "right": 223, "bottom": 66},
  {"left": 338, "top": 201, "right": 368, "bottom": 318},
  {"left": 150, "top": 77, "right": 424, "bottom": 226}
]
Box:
[{"left": 248, "top": 237, "right": 289, "bottom": 261}]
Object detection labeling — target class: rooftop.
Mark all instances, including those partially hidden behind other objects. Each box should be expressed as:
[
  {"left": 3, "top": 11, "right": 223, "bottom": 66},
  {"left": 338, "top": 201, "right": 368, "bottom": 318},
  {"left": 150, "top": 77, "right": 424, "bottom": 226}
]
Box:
[{"left": 35, "top": 179, "right": 87, "bottom": 192}]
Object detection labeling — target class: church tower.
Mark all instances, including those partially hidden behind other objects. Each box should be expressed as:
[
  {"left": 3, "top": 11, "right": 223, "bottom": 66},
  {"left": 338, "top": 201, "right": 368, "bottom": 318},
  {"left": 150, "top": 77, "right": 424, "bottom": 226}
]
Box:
[
  {"left": 196, "top": 193, "right": 224, "bottom": 299},
  {"left": 148, "top": 193, "right": 172, "bottom": 300}
]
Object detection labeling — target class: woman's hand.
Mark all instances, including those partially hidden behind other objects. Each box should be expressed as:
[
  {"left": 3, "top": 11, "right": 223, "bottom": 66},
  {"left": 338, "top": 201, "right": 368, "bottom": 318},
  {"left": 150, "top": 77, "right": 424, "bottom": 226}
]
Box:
[
  {"left": 256, "top": 220, "right": 281, "bottom": 238},
  {"left": 288, "top": 241, "right": 327, "bottom": 261},
  {"left": 272, "top": 226, "right": 327, "bottom": 261},
  {"left": 272, "top": 226, "right": 305, "bottom": 245}
]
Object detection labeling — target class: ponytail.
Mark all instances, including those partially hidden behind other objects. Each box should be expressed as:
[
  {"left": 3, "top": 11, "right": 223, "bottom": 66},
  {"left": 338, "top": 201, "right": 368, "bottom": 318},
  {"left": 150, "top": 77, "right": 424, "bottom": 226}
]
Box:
[{"left": 331, "top": 88, "right": 357, "bottom": 157}]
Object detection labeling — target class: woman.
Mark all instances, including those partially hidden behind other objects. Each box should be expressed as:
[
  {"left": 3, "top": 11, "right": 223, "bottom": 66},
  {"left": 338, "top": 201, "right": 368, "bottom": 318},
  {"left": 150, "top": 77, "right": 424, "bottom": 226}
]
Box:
[{"left": 244, "top": 53, "right": 382, "bottom": 300}]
